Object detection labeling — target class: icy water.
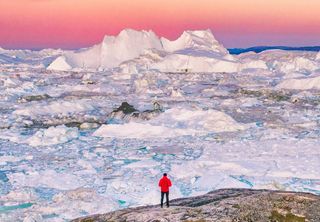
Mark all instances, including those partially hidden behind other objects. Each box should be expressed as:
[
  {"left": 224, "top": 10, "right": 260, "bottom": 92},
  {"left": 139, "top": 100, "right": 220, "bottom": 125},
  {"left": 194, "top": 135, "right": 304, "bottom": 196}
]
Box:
[{"left": 1, "top": 63, "right": 320, "bottom": 221}]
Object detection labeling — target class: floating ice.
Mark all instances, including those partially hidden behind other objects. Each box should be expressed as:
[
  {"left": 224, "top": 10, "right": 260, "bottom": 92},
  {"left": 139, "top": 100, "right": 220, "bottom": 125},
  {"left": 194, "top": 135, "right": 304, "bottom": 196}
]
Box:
[
  {"left": 26, "top": 125, "right": 79, "bottom": 146},
  {"left": 94, "top": 108, "right": 248, "bottom": 139},
  {"left": 13, "top": 101, "right": 94, "bottom": 117},
  {"left": 150, "top": 107, "right": 248, "bottom": 132},
  {"left": 276, "top": 57, "right": 318, "bottom": 73},
  {"left": 93, "top": 122, "right": 200, "bottom": 139},
  {"left": 1, "top": 28, "right": 320, "bottom": 222},
  {"left": 277, "top": 76, "right": 320, "bottom": 90},
  {"left": 47, "top": 56, "right": 72, "bottom": 71},
  {"left": 152, "top": 54, "right": 240, "bottom": 73},
  {"left": 8, "top": 169, "right": 85, "bottom": 190}
]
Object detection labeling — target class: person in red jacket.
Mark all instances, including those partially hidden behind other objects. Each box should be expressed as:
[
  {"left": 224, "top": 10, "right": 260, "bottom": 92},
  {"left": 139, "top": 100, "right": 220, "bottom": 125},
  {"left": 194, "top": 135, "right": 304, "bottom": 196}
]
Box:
[{"left": 158, "top": 173, "right": 172, "bottom": 208}]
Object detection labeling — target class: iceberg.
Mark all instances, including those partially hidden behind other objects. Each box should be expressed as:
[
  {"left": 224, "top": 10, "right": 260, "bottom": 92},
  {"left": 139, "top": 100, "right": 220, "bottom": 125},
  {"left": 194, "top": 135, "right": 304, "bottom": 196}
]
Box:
[
  {"left": 47, "top": 56, "right": 72, "bottom": 71},
  {"left": 47, "top": 29, "right": 234, "bottom": 72}
]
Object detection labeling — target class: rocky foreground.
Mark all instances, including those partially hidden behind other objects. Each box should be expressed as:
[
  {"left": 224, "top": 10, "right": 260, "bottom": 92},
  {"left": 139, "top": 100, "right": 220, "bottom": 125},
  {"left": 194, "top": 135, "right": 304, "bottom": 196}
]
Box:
[{"left": 72, "top": 188, "right": 320, "bottom": 222}]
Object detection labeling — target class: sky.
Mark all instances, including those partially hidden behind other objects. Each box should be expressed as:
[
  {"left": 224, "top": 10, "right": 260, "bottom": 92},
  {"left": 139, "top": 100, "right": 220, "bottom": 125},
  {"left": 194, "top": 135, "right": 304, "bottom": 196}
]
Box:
[{"left": 0, "top": 0, "right": 320, "bottom": 49}]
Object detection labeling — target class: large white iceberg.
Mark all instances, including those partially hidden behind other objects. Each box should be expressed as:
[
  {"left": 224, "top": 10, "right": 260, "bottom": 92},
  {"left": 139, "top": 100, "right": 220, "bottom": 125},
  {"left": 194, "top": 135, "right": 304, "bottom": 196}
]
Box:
[{"left": 47, "top": 29, "right": 233, "bottom": 72}]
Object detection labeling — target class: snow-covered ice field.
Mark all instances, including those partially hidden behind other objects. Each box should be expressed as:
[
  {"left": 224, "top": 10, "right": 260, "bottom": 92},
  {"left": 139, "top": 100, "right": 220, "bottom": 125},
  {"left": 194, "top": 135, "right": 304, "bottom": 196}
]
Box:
[{"left": 0, "top": 30, "right": 320, "bottom": 221}]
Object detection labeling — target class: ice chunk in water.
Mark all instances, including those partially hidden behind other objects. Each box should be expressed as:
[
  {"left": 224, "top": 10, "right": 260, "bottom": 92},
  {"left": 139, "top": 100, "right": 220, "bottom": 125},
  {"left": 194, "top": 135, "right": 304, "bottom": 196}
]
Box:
[{"left": 26, "top": 125, "right": 79, "bottom": 147}]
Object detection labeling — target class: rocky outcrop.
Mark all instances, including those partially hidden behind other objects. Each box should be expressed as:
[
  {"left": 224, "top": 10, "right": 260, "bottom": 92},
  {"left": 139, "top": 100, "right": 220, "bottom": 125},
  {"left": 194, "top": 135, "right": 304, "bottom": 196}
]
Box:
[
  {"left": 72, "top": 188, "right": 320, "bottom": 222},
  {"left": 108, "top": 102, "right": 163, "bottom": 122}
]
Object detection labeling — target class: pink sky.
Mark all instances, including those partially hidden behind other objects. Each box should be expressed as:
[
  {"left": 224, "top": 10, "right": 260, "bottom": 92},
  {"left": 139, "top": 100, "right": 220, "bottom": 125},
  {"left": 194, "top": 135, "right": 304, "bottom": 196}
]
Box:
[{"left": 0, "top": 0, "right": 320, "bottom": 49}]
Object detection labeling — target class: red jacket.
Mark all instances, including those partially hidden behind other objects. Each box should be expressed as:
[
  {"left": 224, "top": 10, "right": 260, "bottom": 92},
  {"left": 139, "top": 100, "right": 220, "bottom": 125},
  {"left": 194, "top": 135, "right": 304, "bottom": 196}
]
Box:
[{"left": 159, "top": 176, "right": 172, "bottom": 192}]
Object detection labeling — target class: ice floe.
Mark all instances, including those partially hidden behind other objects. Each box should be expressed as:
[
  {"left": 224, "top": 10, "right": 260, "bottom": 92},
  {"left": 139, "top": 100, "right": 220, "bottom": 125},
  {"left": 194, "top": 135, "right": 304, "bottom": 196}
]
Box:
[{"left": 26, "top": 125, "right": 79, "bottom": 147}]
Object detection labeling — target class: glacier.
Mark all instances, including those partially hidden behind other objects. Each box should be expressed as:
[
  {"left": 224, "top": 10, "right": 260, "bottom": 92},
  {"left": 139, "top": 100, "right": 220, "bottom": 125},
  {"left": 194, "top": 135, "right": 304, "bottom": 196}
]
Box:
[{"left": 0, "top": 29, "right": 320, "bottom": 221}]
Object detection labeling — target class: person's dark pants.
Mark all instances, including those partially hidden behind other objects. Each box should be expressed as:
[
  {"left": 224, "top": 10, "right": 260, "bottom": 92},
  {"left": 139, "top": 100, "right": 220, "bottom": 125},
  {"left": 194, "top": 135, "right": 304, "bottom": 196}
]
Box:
[{"left": 161, "top": 191, "right": 169, "bottom": 208}]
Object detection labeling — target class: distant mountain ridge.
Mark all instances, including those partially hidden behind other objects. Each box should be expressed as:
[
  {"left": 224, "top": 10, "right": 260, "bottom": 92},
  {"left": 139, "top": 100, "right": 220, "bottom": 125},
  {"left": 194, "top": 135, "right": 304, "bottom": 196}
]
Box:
[{"left": 228, "top": 46, "right": 320, "bottom": 55}]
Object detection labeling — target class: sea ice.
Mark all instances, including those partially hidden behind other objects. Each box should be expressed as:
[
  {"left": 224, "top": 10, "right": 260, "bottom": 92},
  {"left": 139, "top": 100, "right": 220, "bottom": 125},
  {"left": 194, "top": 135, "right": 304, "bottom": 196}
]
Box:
[
  {"left": 277, "top": 76, "right": 320, "bottom": 90},
  {"left": 93, "top": 122, "right": 201, "bottom": 139},
  {"left": 26, "top": 125, "right": 79, "bottom": 147},
  {"left": 13, "top": 101, "right": 94, "bottom": 117},
  {"left": 0, "top": 28, "right": 320, "bottom": 221},
  {"left": 8, "top": 169, "right": 85, "bottom": 190}
]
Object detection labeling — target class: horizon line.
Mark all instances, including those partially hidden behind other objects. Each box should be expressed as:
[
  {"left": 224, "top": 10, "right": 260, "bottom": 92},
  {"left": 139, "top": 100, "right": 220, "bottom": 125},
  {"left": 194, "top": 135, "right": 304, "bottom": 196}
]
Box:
[{"left": 2, "top": 45, "right": 320, "bottom": 52}]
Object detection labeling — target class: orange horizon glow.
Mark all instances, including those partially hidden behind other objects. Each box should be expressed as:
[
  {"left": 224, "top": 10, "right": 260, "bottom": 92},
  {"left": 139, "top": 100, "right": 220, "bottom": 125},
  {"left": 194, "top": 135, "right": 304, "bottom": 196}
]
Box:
[{"left": 0, "top": 0, "right": 320, "bottom": 49}]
